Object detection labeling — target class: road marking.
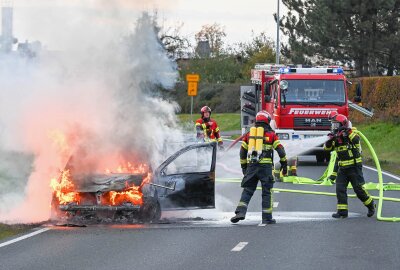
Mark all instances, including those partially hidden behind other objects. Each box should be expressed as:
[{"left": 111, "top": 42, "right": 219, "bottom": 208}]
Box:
[
  {"left": 273, "top": 202, "right": 279, "bottom": 208},
  {"left": 231, "top": 242, "right": 248, "bottom": 251},
  {"left": 0, "top": 228, "right": 50, "bottom": 248},
  {"left": 363, "top": 165, "right": 400, "bottom": 181}
]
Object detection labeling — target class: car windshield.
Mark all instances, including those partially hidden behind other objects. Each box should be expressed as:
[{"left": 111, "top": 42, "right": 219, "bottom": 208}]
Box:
[{"left": 281, "top": 79, "right": 345, "bottom": 105}]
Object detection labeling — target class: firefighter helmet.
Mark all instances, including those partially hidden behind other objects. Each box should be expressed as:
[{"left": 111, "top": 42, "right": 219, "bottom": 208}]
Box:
[
  {"left": 328, "top": 111, "right": 338, "bottom": 121},
  {"left": 331, "top": 114, "right": 349, "bottom": 131},
  {"left": 255, "top": 110, "right": 271, "bottom": 124},
  {"left": 201, "top": 106, "right": 211, "bottom": 116}
]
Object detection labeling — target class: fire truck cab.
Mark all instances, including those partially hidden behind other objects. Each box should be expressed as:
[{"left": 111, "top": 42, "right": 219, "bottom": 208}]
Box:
[{"left": 241, "top": 64, "right": 350, "bottom": 162}]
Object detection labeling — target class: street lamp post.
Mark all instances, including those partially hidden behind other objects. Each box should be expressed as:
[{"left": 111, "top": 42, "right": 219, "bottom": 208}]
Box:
[{"left": 276, "top": 0, "right": 280, "bottom": 64}]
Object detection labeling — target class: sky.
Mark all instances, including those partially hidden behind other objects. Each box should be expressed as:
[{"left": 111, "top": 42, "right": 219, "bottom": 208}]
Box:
[{"left": 4, "top": 0, "right": 287, "bottom": 50}]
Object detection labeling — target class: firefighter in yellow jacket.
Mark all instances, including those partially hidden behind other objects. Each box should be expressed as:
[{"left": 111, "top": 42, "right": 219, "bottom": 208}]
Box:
[
  {"left": 324, "top": 114, "right": 375, "bottom": 218},
  {"left": 195, "top": 106, "right": 223, "bottom": 149},
  {"left": 231, "top": 111, "right": 287, "bottom": 224}
]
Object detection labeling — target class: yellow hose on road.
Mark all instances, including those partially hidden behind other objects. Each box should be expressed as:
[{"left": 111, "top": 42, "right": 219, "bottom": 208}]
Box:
[
  {"left": 217, "top": 130, "right": 400, "bottom": 222},
  {"left": 355, "top": 130, "right": 400, "bottom": 222}
]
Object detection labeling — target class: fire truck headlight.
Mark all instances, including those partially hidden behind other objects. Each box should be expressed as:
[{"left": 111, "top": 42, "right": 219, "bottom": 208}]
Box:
[{"left": 277, "top": 133, "right": 290, "bottom": 140}]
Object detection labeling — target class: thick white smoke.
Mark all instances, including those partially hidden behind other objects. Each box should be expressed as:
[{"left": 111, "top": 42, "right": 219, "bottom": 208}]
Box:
[{"left": 0, "top": 7, "right": 182, "bottom": 223}]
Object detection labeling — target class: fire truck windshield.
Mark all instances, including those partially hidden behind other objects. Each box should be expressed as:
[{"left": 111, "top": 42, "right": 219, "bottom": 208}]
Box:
[{"left": 281, "top": 79, "right": 345, "bottom": 105}]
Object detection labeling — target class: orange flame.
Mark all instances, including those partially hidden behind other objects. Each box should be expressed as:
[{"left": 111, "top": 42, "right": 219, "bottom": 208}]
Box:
[
  {"left": 50, "top": 170, "right": 80, "bottom": 205},
  {"left": 107, "top": 173, "right": 151, "bottom": 206},
  {"left": 109, "top": 186, "right": 143, "bottom": 206},
  {"left": 51, "top": 167, "right": 151, "bottom": 207}
]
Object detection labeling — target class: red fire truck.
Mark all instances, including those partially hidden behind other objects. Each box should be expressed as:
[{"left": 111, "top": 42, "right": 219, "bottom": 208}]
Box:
[{"left": 240, "top": 64, "right": 355, "bottom": 162}]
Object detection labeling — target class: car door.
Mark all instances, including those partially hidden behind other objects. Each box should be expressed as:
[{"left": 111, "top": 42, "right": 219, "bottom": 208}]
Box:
[{"left": 154, "top": 142, "right": 216, "bottom": 210}]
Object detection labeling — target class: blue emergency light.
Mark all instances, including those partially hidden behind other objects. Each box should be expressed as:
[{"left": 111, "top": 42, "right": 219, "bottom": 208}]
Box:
[{"left": 279, "top": 67, "right": 344, "bottom": 74}]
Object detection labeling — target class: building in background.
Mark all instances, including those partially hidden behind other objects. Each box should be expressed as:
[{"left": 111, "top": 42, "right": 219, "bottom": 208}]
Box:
[{"left": 0, "top": 1, "right": 42, "bottom": 57}]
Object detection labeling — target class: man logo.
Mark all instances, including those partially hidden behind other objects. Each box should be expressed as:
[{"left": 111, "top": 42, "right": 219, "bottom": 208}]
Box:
[{"left": 304, "top": 118, "right": 322, "bottom": 123}]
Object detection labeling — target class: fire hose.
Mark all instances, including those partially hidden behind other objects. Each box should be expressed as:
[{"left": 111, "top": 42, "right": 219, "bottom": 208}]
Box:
[{"left": 217, "top": 130, "right": 400, "bottom": 222}]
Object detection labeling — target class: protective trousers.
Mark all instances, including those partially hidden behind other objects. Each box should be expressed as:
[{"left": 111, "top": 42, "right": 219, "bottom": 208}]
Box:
[
  {"left": 336, "top": 164, "right": 373, "bottom": 213},
  {"left": 235, "top": 163, "right": 274, "bottom": 220}
]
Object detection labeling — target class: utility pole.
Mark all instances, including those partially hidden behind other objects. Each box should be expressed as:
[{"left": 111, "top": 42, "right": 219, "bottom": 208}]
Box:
[{"left": 276, "top": 0, "right": 280, "bottom": 64}]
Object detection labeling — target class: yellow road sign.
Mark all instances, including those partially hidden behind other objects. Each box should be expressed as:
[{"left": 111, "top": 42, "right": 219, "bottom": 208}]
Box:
[
  {"left": 186, "top": 74, "right": 200, "bottom": 82},
  {"left": 188, "top": 81, "right": 198, "bottom": 96}
]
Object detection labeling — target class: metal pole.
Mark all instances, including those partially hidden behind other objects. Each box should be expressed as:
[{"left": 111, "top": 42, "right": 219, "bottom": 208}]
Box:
[
  {"left": 190, "top": 96, "right": 194, "bottom": 121},
  {"left": 276, "top": 0, "right": 280, "bottom": 64}
]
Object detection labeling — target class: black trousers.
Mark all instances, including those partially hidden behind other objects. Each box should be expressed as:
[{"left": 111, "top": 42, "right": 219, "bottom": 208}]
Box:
[
  {"left": 336, "top": 164, "right": 372, "bottom": 212},
  {"left": 235, "top": 163, "right": 274, "bottom": 220}
]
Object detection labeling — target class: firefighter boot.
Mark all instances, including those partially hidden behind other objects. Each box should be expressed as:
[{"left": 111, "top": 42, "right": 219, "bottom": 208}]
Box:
[
  {"left": 367, "top": 201, "right": 376, "bottom": 217},
  {"left": 332, "top": 210, "right": 348, "bottom": 219},
  {"left": 262, "top": 213, "right": 276, "bottom": 224},
  {"left": 230, "top": 212, "right": 245, "bottom": 223}
]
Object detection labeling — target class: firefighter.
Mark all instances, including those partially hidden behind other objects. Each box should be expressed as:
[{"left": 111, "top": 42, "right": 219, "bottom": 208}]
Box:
[
  {"left": 324, "top": 114, "right": 375, "bottom": 218},
  {"left": 195, "top": 106, "right": 224, "bottom": 149},
  {"left": 231, "top": 110, "right": 287, "bottom": 224},
  {"left": 327, "top": 111, "right": 353, "bottom": 183}
]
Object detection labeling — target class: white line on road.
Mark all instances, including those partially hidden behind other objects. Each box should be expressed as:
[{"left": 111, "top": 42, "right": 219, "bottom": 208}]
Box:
[
  {"left": 0, "top": 228, "right": 50, "bottom": 248},
  {"left": 363, "top": 165, "right": 400, "bottom": 181},
  {"left": 273, "top": 202, "right": 279, "bottom": 208},
  {"left": 231, "top": 242, "right": 248, "bottom": 252}
]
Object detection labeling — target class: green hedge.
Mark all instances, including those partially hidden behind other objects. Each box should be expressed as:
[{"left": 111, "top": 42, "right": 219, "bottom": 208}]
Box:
[{"left": 349, "top": 76, "right": 400, "bottom": 123}]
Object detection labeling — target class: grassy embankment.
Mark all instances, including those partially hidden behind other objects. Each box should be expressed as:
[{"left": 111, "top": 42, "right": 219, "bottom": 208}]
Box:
[
  {"left": 356, "top": 122, "right": 400, "bottom": 175},
  {"left": 0, "top": 223, "right": 40, "bottom": 241},
  {"left": 177, "top": 113, "right": 400, "bottom": 175}
]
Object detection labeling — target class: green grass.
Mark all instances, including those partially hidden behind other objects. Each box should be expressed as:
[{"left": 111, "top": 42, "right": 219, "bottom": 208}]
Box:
[
  {"left": 0, "top": 223, "right": 38, "bottom": 241},
  {"left": 177, "top": 113, "right": 241, "bottom": 131},
  {"left": 356, "top": 122, "right": 400, "bottom": 175}
]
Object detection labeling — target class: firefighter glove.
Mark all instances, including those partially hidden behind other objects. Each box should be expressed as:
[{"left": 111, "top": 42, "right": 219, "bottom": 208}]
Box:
[{"left": 280, "top": 160, "right": 288, "bottom": 176}]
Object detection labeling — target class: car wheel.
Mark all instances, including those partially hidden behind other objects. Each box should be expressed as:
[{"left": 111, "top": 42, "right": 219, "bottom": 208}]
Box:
[{"left": 139, "top": 199, "right": 161, "bottom": 223}]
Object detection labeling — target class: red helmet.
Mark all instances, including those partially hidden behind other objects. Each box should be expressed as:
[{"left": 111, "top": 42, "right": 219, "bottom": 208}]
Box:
[
  {"left": 255, "top": 110, "right": 271, "bottom": 124},
  {"left": 328, "top": 111, "right": 338, "bottom": 121},
  {"left": 331, "top": 114, "right": 349, "bottom": 130},
  {"left": 201, "top": 106, "right": 211, "bottom": 116}
]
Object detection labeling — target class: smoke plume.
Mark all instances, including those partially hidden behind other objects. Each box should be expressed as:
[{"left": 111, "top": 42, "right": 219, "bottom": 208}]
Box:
[{"left": 0, "top": 5, "right": 181, "bottom": 223}]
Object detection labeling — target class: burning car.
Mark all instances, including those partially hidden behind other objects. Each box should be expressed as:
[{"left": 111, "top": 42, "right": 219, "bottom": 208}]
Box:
[{"left": 51, "top": 142, "right": 216, "bottom": 223}]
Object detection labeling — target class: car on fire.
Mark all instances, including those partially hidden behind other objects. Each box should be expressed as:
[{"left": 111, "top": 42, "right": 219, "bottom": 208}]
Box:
[{"left": 51, "top": 142, "right": 217, "bottom": 223}]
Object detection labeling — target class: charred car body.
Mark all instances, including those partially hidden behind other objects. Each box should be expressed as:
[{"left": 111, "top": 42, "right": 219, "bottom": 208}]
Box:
[{"left": 51, "top": 142, "right": 216, "bottom": 223}]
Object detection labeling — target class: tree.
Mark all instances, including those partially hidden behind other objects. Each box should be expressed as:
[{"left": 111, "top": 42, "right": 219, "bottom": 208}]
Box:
[
  {"left": 195, "top": 23, "right": 227, "bottom": 57},
  {"left": 280, "top": 0, "right": 400, "bottom": 76},
  {"left": 150, "top": 11, "right": 191, "bottom": 60},
  {"left": 158, "top": 21, "right": 191, "bottom": 60},
  {"left": 234, "top": 32, "right": 277, "bottom": 79},
  {"left": 180, "top": 56, "right": 242, "bottom": 83}
]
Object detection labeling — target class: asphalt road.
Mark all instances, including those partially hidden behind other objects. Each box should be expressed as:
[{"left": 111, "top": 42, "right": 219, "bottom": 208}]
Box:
[{"left": 1, "top": 154, "right": 400, "bottom": 270}]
